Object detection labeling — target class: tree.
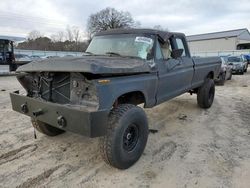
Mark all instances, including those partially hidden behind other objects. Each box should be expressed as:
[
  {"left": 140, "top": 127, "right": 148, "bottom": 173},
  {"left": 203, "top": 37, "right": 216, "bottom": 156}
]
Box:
[
  {"left": 27, "top": 30, "right": 43, "bottom": 40},
  {"left": 87, "top": 7, "right": 135, "bottom": 37},
  {"left": 153, "top": 25, "right": 169, "bottom": 31},
  {"left": 51, "top": 31, "right": 65, "bottom": 42},
  {"left": 72, "top": 26, "right": 80, "bottom": 43},
  {"left": 66, "top": 26, "right": 74, "bottom": 42}
]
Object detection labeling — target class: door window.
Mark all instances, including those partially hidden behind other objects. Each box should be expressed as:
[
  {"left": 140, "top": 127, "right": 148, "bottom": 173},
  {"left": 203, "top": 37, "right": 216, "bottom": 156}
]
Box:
[{"left": 175, "top": 38, "right": 186, "bottom": 57}]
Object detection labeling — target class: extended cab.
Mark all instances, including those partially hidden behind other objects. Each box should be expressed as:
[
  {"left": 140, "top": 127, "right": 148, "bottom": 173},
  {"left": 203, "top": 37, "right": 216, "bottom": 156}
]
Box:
[{"left": 10, "top": 29, "right": 221, "bottom": 169}]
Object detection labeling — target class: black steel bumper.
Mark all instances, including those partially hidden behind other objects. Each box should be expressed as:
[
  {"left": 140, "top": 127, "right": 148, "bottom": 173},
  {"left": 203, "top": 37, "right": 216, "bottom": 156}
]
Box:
[{"left": 10, "top": 92, "right": 108, "bottom": 137}]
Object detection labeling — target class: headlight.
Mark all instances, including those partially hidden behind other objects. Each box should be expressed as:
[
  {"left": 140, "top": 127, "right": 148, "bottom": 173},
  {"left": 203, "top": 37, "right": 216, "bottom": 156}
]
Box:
[{"left": 70, "top": 73, "right": 98, "bottom": 107}]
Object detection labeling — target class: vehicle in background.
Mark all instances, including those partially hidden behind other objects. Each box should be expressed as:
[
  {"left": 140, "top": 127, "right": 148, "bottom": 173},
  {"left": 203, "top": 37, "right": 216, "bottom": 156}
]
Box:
[
  {"left": 43, "top": 55, "right": 60, "bottom": 59},
  {"left": 244, "top": 54, "right": 250, "bottom": 64},
  {"left": 39, "top": 55, "right": 60, "bottom": 59},
  {"left": 0, "top": 36, "right": 25, "bottom": 71},
  {"left": 215, "top": 57, "right": 232, "bottom": 85},
  {"left": 64, "top": 54, "right": 75, "bottom": 57},
  {"left": 30, "top": 55, "right": 41, "bottom": 60},
  {"left": 0, "top": 39, "right": 15, "bottom": 71},
  {"left": 241, "top": 55, "right": 249, "bottom": 71},
  {"left": 228, "top": 56, "right": 247, "bottom": 74},
  {"left": 14, "top": 54, "right": 32, "bottom": 65},
  {"left": 46, "top": 55, "right": 60, "bottom": 59}
]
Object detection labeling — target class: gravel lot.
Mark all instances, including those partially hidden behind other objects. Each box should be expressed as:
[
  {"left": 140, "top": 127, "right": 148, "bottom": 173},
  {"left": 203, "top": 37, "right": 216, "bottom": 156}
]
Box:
[{"left": 0, "top": 70, "right": 250, "bottom": 188}]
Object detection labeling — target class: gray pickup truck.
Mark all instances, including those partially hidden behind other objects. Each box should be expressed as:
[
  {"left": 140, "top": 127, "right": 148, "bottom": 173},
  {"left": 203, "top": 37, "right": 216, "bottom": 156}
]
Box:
[{"left": 10, "top": 29, "right": 221, "bottom": 169}]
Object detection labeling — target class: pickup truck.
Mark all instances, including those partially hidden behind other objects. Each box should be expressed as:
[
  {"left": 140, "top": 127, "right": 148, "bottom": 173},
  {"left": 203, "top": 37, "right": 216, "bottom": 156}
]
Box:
[{"left": 10, "top": 29, "right": 221, "bottom": 169}]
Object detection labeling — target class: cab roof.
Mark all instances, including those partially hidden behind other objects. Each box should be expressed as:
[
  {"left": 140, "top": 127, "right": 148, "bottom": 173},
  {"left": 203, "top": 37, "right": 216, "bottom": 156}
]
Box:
[{"left": 95, "top": 28, "right": 185, "bottom": 41}]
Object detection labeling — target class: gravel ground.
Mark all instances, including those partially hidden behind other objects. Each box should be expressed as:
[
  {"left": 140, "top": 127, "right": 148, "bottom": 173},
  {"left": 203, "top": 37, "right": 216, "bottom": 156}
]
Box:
[{"left": 0, "top": 70, "right": 250, "bottom": 188}]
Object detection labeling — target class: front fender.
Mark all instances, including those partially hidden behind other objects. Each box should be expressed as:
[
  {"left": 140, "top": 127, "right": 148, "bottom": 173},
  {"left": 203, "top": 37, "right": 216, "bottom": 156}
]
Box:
[{"left": 96, "top": 73, "right": 158, "bottom": 110}]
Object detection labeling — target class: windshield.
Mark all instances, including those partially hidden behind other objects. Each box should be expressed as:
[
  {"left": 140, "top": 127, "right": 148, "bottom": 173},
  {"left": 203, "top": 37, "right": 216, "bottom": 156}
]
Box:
[
  {"left": 86, "top": 34, "right": 154, "bottom": 60},
  {"left": 228, "top": 57, "right": 242, "bottom": 62}
]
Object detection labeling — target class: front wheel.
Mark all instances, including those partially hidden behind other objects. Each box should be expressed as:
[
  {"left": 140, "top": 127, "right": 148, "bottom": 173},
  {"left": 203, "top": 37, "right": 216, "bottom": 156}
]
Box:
[
  {"left": 99, "top": 104, "right": 148, "bottom": 169},
  {"left": 197, "top": 78, "right": 215, "bottom": 109},
  {"left": 31, "top": 119, "right": 65, "bottom": 136}
]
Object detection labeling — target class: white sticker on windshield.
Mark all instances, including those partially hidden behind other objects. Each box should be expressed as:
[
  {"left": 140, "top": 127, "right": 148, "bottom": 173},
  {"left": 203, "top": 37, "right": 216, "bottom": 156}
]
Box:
[{"left": 135, "top": 37, "right": 153, "bottom": 45}]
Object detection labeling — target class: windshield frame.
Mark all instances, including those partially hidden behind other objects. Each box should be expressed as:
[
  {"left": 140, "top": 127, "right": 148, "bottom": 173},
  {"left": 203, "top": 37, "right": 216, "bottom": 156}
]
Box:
[{"left": 85, "top": 33, "right": 156, "bottom": 61}]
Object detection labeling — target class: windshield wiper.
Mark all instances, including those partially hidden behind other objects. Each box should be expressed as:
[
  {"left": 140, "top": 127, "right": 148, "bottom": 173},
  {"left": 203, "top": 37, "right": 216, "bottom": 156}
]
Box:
[
  {"left": 84, "top": 51, "right": 94, "bottom": 55},
  {"left": 105, "top": 52, "right": 122, "bottom": 56},
  {"left": 105, "top": 52, "right": 142, "bottom": 59}
]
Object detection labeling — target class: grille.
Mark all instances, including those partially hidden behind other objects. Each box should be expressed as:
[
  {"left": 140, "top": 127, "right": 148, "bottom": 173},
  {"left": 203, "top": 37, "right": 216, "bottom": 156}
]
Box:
[{"left": 39, "top": 72, "right": 71, "bottom": 104}]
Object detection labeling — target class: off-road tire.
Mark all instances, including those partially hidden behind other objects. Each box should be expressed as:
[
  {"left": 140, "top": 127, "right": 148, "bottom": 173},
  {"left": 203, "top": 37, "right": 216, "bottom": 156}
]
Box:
[
  {"left": 99, "top": 104, "right": 148, "bottom": 169},
  {"left": 217, "top": 72, "right": 225, "bottom": 85},
  {"left": 31, "top": 119, "right": 65, "bottom": 136},
  {"left": 197, "top": 78, "right": 215, "bottom": 109}
]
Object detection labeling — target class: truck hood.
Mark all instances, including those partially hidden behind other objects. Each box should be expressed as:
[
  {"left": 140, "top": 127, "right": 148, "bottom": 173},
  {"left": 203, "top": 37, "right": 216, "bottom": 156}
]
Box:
[{"left": 16, "top": 56, "right": 151, "bottom": 74}]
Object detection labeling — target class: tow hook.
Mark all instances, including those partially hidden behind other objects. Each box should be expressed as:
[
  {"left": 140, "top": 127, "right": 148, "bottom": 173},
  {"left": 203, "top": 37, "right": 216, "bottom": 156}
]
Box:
[
  {"left": 57, "top": 116, "right": 66, "bottom": 128},
  {"left": 21, "top": 103, "right": 28, "bottom": 113},
  {"left": 32, "top": 109, "right": 44, "bottom": 117}
]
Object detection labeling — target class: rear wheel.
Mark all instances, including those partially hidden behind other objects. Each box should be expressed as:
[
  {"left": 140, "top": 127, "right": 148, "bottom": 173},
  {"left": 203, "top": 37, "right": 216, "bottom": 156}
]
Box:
[
  {"left": 31, "top": 119, "right": 65, "bottom": 136},
  {"left": 197, "top": 78, "right": 215, "bottom": 109},
  {"left": 99, "top": 104, "right": 148, "bottom": 169}
]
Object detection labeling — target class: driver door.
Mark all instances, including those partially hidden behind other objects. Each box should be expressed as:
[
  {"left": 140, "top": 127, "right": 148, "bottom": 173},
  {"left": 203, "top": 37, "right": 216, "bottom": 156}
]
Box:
[{"left": 155, "top": 36, "right": 193, "bottom": 104}]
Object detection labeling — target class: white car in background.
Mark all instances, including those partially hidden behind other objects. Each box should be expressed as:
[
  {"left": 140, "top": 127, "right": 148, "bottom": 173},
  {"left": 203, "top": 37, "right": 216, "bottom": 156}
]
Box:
[{"left": 15, "top": 54, "right": 32, "bottom": 65}]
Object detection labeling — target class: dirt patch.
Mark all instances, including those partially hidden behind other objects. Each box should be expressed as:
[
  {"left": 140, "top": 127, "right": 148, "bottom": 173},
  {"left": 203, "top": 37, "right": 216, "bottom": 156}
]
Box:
[
  {"left": 17, "top": 165, "right": 62, "bottom": 188},
  {"left": 0, "top": 72, "right": 250, "bottom": 187},
  {"left": 0, "top": 144, "right": 37, "bottom": 165}
]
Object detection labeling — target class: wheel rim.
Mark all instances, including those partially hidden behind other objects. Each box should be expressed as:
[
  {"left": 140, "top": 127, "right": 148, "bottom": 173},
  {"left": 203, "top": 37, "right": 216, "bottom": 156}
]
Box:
[{"left": 123, "top": 124, "right": 139, "bottom": 152}]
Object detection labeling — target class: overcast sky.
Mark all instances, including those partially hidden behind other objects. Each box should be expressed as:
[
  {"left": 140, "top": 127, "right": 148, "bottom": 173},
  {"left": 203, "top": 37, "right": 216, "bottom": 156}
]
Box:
[{"left": 1, "top": 0, "right": 250, "bottom": 38}]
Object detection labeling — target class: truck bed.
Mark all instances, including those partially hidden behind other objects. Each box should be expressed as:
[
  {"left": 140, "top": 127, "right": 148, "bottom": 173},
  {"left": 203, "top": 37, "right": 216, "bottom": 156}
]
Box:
[{"left": 191, "top": 56, "right": 221, "bottom": 88}]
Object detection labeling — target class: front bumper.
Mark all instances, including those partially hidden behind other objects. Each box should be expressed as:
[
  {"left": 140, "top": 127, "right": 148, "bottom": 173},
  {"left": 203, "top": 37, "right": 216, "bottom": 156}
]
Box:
[
  {"left": 232, "top": 68, "right": 243, "bottom": 74},
  {"left": 10, "top": 92, "right": 108, "bottom": 137}
]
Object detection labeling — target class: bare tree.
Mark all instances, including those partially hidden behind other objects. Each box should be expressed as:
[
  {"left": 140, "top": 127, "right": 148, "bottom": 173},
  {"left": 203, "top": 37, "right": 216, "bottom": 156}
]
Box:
[
  {"left": 72, "top": 26, "right": 81, "bottom": 44},
  {"left": 51, "top": 31, "right": 65, "bottom": 42},
  {"left": 153, "top": 25, "right": 169, "bottom": 31},
  {"left": 66, "top": 26, "right": 74, "bottom": 42},
  {"left": 27, "top": 30, "right": 43, "bottom": 40},
  {"left": 87, "top": 7, "right": 135, "bottom": 37}
]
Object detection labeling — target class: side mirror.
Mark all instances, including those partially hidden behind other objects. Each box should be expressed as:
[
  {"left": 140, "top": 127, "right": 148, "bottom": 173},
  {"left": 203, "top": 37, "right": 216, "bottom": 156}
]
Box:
[{"left": 171, "top": 49, "right": 183, "bottom": 59}]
